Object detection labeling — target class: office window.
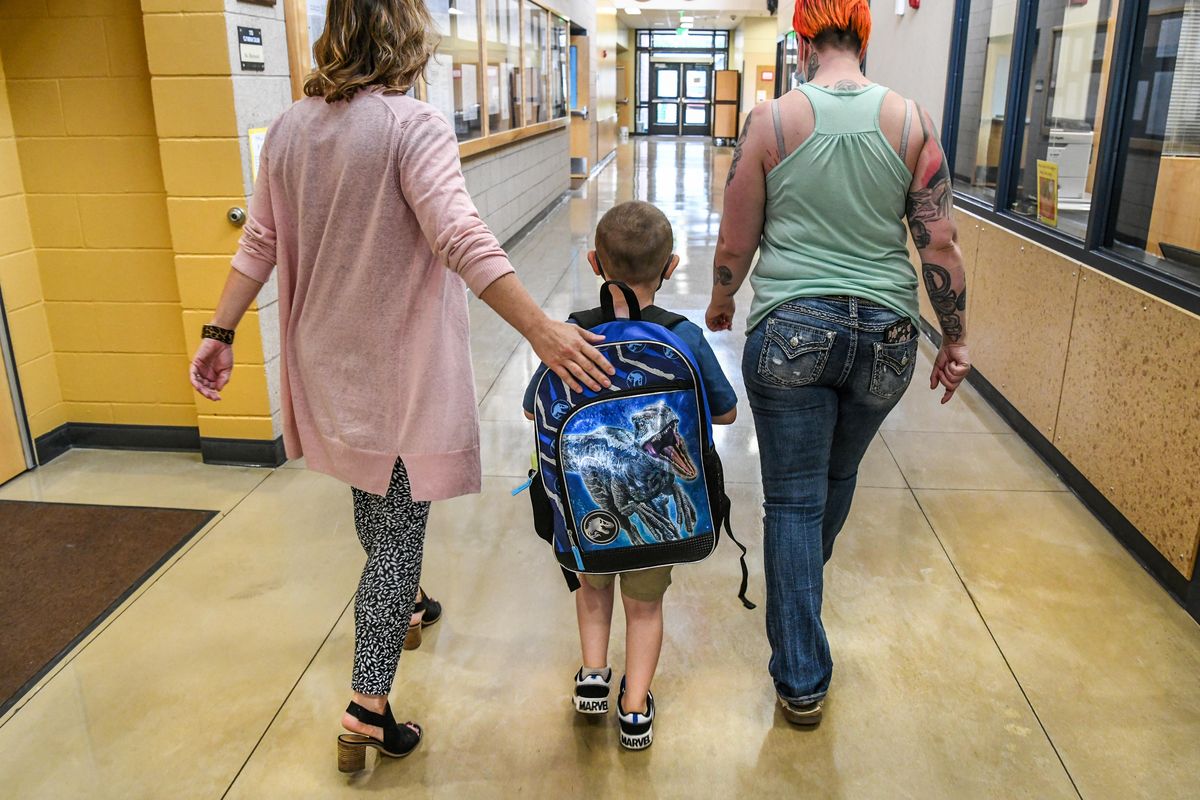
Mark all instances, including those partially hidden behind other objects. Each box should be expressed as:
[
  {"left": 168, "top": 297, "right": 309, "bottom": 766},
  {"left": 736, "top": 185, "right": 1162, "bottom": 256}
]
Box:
[
  {"left": 525, "top": 2, "right": 549, "bottom": 124},
  {"left": 1007, "top": 0, "right": 1117, "bottom": 238},
  {"left": 550, "top": 14, "right": 569, "bottom": 119},
  {"left": 306, "top": 0, "right": 326, "bottom": 56},
  {"left": 1108, "top": 0, "right": 1200, "bottom": 287},
  {"left": 427, "top": 0, "right": 483, "bottom": 142},
  {"left": 485, "top": 0, "right": 522, "bottom": 132},
  {"left": 952, "top": 0, "right": 1019, "bottom": 202}
]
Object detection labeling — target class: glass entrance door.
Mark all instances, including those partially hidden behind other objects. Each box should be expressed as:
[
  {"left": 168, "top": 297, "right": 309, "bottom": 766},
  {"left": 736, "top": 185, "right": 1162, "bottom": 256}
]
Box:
[
  {"left": 649, "top": 62, "right": 712, "bottom": 136},
  {"left": 649, "top": 63, "right": 681, "bottom": 135},
  {"left": 681, "top": 65, "right": 711, "bottom": 136}
]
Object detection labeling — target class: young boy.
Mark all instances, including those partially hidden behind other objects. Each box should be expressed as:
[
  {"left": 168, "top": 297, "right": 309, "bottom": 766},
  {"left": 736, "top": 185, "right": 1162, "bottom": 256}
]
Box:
[{"left": 522, "top": 201, "right": 737, "bottom": 750}]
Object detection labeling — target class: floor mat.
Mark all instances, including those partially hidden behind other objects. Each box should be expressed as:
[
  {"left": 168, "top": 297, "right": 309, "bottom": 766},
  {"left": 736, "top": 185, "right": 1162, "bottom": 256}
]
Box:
[{"left": 0, "top": 500, "right": 217, "bottom": 715}]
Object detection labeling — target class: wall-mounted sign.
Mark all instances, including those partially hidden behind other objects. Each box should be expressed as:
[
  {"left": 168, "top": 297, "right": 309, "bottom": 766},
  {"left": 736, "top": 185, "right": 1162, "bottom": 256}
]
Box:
[
  {"left": 238, "top": 26, "right": 265, "bottom": 72},
  {"left": 759, "top": 69, "right": 774, "bottom": 82},
  {"left": 248, "top": 127, "right": 268, "bottom": 183}
]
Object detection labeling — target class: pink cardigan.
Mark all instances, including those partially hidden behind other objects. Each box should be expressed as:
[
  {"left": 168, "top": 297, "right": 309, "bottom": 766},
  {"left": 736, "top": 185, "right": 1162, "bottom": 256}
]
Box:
[{"left": 232, "top": 90, "right": 513, "bottom": 499}]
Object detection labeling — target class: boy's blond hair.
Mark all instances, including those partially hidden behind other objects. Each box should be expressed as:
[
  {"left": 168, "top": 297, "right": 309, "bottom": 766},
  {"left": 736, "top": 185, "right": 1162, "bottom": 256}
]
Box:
[{"left": 595, "top": 201, "right": 673, "bottom": 286}]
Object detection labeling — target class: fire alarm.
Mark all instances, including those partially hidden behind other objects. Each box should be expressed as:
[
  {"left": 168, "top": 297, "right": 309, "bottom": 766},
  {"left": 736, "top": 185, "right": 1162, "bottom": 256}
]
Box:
[{"left": 909, "top": 0, "right": 920, "bottom": 8}]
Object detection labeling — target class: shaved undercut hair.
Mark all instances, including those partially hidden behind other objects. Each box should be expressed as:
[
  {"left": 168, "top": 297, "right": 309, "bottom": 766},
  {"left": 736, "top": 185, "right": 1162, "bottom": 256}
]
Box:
[{"left": 594, "top": 201, "right": 674, "bottom": 285}]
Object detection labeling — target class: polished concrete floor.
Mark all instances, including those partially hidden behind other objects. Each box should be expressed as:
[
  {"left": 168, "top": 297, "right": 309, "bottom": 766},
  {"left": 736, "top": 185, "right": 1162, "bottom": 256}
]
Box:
[{"left": 2, "top": 139, "right": 1199, "bottom": 799}]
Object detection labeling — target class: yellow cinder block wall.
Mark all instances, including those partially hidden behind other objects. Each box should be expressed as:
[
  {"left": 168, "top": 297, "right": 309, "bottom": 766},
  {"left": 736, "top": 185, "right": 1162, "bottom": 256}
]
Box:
[
  {"left": 0, "top": 0, "right": 195, "bottom": 433},
  {"left": 0, "top": 50, "right": 64, "bottom": 439},
  {"left": 142, "top": 2, "right": 275, "bottom": 442}
]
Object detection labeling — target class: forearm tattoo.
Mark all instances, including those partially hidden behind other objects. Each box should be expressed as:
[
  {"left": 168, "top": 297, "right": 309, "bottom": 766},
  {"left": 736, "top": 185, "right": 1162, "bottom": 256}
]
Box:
[
  {"left": 714, "top": 265, "right": 733, "bottom": 293},
  {"left": 922, "top": 263, "right": 966, "bottom": 343},
  {"left": 726, "top": 110, "right": 753, "bottom": 186},
  {"left": 905, "top": 108, "right": 953, "bottom": 250}
]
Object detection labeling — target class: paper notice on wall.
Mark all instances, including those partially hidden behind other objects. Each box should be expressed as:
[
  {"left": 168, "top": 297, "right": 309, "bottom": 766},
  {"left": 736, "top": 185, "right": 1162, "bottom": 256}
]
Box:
[
  {"left": 425, "top": 57, "right": 456, "bottom": 123},
  {"left": 461, "top": 65, "right": 479, "bottom": 122},
  {"left": 248, "top": 127, "right": 268, "bottom": 183},
  {"left": 756, "top": 89, "right": 767, "bottom": 104},
  {"left": 1036, "top": 159, "right": 1059, "bottom": 227}
]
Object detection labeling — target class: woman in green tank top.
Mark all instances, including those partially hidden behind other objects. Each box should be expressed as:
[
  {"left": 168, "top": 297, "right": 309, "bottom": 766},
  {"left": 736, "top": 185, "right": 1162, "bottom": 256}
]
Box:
[{"left": 704, "top": 0, "right": 972, "bottom": 727}]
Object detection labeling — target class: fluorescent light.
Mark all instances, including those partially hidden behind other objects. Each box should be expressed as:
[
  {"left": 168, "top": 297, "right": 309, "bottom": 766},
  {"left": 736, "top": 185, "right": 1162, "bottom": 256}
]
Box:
[
  {"left": 625, "top": 7, "right": 641, "bottom": 14},
  {"left": 448, "top": 7, "right": 462, "bottom": 14}
]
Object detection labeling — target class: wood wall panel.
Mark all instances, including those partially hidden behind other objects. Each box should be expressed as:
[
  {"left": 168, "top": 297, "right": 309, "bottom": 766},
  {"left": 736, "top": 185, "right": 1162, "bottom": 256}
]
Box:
[
  {"left": 1055, "top": 269, "right": 1200, "bottom": 577},
  {"left": 968, "top": 226, "right": 1080, "bottom": 439}
]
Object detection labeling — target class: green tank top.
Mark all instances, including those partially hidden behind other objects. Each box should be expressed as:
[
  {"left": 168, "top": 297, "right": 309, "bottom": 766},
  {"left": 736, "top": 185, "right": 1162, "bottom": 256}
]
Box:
[{"left": 746, "top": 83, "right": 919, "bottom": 331}]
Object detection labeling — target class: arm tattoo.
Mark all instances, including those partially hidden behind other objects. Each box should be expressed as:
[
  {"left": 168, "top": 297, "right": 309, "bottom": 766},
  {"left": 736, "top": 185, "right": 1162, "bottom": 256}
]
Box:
[
  {"left": 922, "top": 263, "right": 966, "bottom": 343},
  {"left": 726, "top": 110, "right": 753, "bottom": 187},
  {"left": 714, "top": 265, "right": 733, "bottom": 290},
  {"left": 905, "top": 107, "right": 953, "bottom": 250}
]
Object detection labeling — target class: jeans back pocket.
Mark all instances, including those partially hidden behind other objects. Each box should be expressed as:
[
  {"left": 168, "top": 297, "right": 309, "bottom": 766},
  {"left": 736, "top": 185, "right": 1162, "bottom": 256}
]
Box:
[
  {"left": 870, "top": 337, "right": 918, "bottom": 399},
  {"left": 757, "top": 318, "right": 835, "bottom": 388}
]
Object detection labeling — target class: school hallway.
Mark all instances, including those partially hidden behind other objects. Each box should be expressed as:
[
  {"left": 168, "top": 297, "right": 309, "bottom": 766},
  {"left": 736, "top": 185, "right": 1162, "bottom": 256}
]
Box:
[{"left": 1, "top": 138, "right": 1198, "bottom": 799}]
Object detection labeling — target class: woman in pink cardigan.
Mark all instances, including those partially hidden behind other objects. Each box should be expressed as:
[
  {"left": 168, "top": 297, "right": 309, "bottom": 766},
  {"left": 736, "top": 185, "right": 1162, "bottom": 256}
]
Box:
[{"left": 187, "top": 0, "right": 613, "bottom": 772}]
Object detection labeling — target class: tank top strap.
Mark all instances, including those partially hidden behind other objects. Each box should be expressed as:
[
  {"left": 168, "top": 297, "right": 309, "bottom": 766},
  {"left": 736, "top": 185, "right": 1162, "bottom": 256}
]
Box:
[{"left": 798, "top": 82, "right": 889, "bottom": 136}]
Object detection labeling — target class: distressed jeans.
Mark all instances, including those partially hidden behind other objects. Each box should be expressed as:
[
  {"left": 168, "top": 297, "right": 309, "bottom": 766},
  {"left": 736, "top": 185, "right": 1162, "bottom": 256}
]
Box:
[{"left": 743, "top": 297, "right": 918, "bottom": 704}]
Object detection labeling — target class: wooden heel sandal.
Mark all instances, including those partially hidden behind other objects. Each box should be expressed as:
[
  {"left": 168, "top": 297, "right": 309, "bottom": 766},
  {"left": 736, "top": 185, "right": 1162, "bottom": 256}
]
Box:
[{"left": 336, "top": 701, "right": 421, "bottom": 773}]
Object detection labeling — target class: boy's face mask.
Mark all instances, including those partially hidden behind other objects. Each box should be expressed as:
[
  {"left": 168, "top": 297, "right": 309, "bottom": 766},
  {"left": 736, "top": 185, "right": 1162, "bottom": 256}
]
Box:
[{"left": 595, "top": 254, "right": 675, "bottom": 291}]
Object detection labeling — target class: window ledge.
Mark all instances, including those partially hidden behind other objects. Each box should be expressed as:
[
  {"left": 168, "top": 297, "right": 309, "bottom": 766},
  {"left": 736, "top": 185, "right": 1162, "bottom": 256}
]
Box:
[{"left": 459, "top": 118, "right": 568, "bottom": 160}]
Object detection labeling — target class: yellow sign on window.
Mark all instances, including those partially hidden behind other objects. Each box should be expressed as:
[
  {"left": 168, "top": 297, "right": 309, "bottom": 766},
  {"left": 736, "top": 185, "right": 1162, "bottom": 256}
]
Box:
[
  {"left": 248, "top": 127, "right": 268, "bottom": 183},
  {"left": 1036, "top": 159, "right": 1059, "bottom": 228}
]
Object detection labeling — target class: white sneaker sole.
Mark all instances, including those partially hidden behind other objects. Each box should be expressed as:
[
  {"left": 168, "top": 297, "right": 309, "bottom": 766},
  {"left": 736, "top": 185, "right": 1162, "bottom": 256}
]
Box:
[
  {"left": 575, "top": 696, "right": 609, "bottom": 714},
  {"left": 619, "top": 725, "right": 653, "bottom": 750}
]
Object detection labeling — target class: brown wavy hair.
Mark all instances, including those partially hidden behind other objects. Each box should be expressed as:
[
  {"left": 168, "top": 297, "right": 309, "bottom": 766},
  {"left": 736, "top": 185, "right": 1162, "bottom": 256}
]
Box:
[{"left": 303, "top": 0, "right": 439, "bottom": 103}]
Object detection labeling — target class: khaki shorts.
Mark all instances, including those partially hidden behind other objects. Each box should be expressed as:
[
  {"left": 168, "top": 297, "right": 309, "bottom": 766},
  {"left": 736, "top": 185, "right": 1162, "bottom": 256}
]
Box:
[{"left": 581, "top": 566, "right": 673, "bottom": 602}]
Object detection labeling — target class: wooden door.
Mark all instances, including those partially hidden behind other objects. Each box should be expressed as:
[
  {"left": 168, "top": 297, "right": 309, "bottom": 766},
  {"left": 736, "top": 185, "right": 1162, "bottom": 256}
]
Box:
[{"left": 569, "top": 34, "right": 595, "bottom": 177}]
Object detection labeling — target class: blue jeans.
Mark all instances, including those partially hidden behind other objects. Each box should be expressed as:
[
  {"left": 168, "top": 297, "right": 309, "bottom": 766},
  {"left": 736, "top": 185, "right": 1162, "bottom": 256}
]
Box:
[{"left": 742, "top": 297, "right": 918, "bottom": 704}]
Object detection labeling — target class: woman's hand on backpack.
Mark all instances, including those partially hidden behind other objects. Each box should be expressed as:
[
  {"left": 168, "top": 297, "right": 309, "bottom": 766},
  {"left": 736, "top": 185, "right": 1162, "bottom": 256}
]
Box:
[
  {"left": 529, "top": 319, "right": 613, "bottom": 393},
  {"left": 706, "top": 295, "right": 736, "bottom": 332},
  {"left": 190, "top": 337, "right": 233, "bottom": 401}
]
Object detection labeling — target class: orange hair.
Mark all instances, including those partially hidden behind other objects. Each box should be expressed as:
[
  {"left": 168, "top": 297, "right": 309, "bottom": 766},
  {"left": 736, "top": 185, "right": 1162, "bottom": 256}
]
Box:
[{"left": 793, "top": 0, "right": 872, "bottom": 51}]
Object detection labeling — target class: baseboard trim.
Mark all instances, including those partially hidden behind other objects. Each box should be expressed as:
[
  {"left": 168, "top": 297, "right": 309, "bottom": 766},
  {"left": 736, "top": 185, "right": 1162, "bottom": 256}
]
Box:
[
  {"left": 35, "top": 423, "right": 199, "bottom": 465},
  {"left": 918, "top": 320, "right": 1197, "bottom": 620},
  {"left": 200, "top": 435, "right": 286, "bottom": 468},
  {"left": 33, "top": 425, "right": 72, "bottom": 465},
  {"left": 34, "top": 423, "right": 285, "bottom": 470}
]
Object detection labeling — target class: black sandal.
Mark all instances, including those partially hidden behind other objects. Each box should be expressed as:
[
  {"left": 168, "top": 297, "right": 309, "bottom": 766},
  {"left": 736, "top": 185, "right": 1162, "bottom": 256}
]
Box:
[
  {"left": 337, "top": 701, "right": 421, "bottom": 773},
  {"left": 403, "top": 588, "right": 442, "bottom": 650}
]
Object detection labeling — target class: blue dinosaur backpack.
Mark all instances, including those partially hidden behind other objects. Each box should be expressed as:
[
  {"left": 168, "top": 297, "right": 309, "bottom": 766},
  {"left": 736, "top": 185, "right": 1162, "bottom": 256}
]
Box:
[{"left": 527, "top": 281, "right": 754, "bottom": 608}]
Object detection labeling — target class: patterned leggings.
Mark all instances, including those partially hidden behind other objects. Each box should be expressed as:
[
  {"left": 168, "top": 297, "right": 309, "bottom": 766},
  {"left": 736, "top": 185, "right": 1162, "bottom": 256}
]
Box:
[{"left": 349, "top": 458, "right": 430, "bottom": 695}]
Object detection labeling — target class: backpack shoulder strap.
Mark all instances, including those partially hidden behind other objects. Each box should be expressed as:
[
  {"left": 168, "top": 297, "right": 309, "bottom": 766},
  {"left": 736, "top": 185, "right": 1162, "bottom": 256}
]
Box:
[
  {"left": 570, "top": 305, "right": 687, "bottom": 331},
  {"left": 567, "top": 307, "right": 605, "bottom": 330},
  {"left": 641, "top": 305, "right": 688, "bottom": 329}
]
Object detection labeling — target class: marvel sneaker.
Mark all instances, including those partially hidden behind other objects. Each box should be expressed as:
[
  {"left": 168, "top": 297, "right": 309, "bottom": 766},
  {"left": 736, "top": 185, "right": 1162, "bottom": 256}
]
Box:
[
  {"left": 617, "top": 677, "right": 654, "bottom": 750},
  {"left": 574, "top": 666, "right": 612, "bottom": 715}
]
